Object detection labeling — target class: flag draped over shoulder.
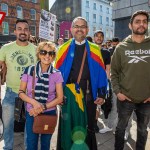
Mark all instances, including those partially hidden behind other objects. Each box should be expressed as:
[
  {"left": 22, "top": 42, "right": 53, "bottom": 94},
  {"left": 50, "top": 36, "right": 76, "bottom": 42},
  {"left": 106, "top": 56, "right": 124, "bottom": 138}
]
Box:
[
  {"left": 61, "top": 84, "right": 88, "bottom": 150},
  {"left": 55, "top": 38, "right": 107, "bottom": 100}
]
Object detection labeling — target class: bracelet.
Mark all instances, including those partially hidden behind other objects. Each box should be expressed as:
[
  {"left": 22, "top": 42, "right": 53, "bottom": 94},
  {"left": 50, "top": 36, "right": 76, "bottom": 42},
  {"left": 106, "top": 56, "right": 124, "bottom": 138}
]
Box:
[{"left": 43, "top": 103, "right": 47, "bottom": 110}]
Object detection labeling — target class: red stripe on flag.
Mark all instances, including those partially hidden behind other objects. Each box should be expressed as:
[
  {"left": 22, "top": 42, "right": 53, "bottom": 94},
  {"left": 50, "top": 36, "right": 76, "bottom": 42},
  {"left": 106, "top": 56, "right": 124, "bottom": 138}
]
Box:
[
  {"left": 56, "top": 48, "right": 69, "bottom": 69},
  {"left": 91, "top": 52, "right": 105, "bottom": 69}
]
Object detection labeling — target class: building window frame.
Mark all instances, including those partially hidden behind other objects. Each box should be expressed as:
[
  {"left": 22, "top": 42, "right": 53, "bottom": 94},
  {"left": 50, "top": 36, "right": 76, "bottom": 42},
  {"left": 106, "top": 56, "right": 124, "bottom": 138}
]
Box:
[
  {"left": 86, "top": 12, "right": 89, "bottom": 22},
  {"left": 30, "top": 9, "right": 36, "bottom": 20},
  {"left": 100, "top": 5, "right": 102, "bottom": 12},
  {"left": 64, "top": 30, "right": 69, "bottom": 39},
  {"left": 17, "top": 6, "right": 23, "bottom": 19},
  {"left": 1, "top": 3, "right": 8, "bottom": 16},
  {"left": 93, "top": 3, "right": 96, "bottom": 10},
  {"left": 2, "top": 22, "right": 9, "bottom": 35},
  {"left": 30, "top": 25, "right": 36, "bottom": 36},
  {"left": 100, "top": 15, "right": 102, "bottom": 24},
  {"left": 86, "top": 0, "right": 89, "bottom": 8},
  {"left": 93, "top": 14, "right": 96, "bottom": 23},
  {"left": 31, "top": 0, "right": 37, "bottom": 3}
]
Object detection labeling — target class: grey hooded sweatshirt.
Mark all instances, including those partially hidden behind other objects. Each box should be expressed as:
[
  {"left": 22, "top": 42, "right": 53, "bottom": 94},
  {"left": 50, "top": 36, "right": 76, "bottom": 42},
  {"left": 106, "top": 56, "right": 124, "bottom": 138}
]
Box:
[{"left": 111, "top": 35, "right": 150, "bottom": 103}]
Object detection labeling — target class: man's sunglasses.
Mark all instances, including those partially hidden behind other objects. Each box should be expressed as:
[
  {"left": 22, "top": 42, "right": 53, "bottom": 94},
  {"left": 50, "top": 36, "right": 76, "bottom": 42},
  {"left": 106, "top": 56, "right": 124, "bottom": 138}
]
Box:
[{"left": 40, "top": 50, "right": 56, "bottom": 56}]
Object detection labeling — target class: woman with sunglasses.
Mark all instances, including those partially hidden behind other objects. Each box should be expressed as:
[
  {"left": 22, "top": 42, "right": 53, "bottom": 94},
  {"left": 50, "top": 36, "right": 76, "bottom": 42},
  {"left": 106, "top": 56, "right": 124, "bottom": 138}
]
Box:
[{"left": 19, "top": 41, "right": 63, "bottom": 150}]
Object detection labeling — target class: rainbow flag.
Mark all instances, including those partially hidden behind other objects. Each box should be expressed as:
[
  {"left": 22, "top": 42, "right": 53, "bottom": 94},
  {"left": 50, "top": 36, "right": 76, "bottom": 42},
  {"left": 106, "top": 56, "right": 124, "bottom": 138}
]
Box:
[{"left": 55, "top": 38, "right": 107, "bottom": 100}]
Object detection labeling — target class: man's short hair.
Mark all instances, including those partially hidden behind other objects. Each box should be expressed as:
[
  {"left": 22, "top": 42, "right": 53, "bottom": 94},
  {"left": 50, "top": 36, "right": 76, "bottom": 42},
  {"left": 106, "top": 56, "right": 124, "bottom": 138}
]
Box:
[
  {"left": 130, "top": 10, "right": 149, "bottom": 24},
  {"left": 71, "top": 16, "right": 88, "bottom": 28},
  {"left": 94, "top": 30, "right": 104, "bottom": 37},
  {"left": 15, "top": 19, "right": 29, "bottom": 29},
  {"left": 112, "top": 37, "right": 120, "bottom": 42}
]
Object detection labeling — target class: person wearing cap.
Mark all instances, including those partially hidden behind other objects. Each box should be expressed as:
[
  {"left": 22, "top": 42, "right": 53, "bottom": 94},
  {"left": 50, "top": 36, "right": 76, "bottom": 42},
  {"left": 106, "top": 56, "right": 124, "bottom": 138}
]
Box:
[
  {"left": 111, "top": 10, "right": 150, "bottom": 150},
  {"left": 93, "top": 30, "right": 112, "bottom": 133}
]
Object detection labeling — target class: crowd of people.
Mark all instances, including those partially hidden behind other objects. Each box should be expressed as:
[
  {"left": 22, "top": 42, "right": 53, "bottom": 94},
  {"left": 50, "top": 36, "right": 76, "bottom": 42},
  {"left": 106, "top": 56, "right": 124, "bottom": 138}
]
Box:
[{"left": 0, "top": 9, "right": 150, "bottom": 150}]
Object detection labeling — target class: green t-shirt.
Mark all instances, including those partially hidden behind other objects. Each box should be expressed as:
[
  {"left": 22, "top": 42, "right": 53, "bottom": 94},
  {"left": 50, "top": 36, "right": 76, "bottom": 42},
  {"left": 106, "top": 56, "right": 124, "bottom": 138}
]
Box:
[{"left": 0, "top": 41, "right": 37, "bottom": 93}]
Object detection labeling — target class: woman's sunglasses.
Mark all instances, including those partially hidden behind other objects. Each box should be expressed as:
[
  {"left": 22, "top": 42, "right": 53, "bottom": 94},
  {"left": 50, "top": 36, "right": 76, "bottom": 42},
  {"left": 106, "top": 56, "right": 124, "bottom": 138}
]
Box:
[{"left": 40, "top": 50, "right": 56, "bottom": 56}]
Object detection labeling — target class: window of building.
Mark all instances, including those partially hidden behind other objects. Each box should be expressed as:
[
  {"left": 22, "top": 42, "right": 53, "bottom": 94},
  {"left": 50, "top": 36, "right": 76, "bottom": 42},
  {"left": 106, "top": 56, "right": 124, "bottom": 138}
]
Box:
[
  {"left": 30, "top": 25, "right": 36, "bottom": 36},
  {"left": 31, "top": 0, "right": 37, "bottom": 3},
  {"left": 106, "top": 29, "right": 109, "bottom": 39},
  {"left": 106, "top": 7, "right": 109, "bottom": 14},
  {"left": 86, "top": 0, "right": 89, "bottom": 8},
  {"left": 106, "top": 17, "right": 109, "bottom": 26},
  {"left": 86, "top": 12, "right": 89, "bottom": 22},
  {"left": 93, "top": 14, "right": 96, "bottom": 23},
  {"left": 100, "top": 16, "right": 102, "bottom": 24},
  {"left": 93, "top": 26, "right": 96, "bottom": 33},
  {"left": 93, "top": 3, "right": 96, "bottom": 10},
  {"left": 30, "top": 9, "right": 36, "bottom": 20},
  {"left": 24, "top": 0, "right": 29, "bottom": 1},
  {"left": 17, "top": 6, "right": 23, "bottom": 19},
  {"left": 64, "top": 30, "right": 69, "bottom": 39},
  {"left": 100, "top": 5, "right": 102, "bottom": 12},
  {"left": 2, "top": 22, "right": 9, "bottom": 35},
  {"left": 1, "top": 3, "right": 8, "bottom": 16}
]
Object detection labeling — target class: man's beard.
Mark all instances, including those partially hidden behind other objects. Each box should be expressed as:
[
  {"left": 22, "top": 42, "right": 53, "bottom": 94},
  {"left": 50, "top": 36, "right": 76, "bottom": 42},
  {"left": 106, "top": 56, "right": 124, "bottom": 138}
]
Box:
[
  {"left": 18, "top": 34, "right": 28, "bottom": 42},
  {"left": 133, "top": 27, "right": 147, "bottom": 35},
  {"left": 18, "top": 38, "right": 28, "bottom": 42}
]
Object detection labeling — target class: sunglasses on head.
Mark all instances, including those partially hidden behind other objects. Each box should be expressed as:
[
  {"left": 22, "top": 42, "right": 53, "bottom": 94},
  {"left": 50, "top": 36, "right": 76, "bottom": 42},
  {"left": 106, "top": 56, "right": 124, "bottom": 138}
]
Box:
[{"left": 40, "top": 50, "right": 56, "bottom": 56}]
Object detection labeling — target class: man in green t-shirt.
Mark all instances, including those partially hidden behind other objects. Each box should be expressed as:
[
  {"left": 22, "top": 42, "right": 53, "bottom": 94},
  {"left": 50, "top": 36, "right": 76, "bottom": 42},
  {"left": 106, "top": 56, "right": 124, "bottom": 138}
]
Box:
[{"left": 0, "top": 19, "right": 36, "bottom": 150}]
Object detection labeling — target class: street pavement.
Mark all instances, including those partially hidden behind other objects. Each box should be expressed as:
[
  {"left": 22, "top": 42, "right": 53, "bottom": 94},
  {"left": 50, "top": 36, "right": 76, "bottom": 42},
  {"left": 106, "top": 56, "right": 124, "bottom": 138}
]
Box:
[{"left": 0, "top": 84, "right": 150, "bottom": 150}]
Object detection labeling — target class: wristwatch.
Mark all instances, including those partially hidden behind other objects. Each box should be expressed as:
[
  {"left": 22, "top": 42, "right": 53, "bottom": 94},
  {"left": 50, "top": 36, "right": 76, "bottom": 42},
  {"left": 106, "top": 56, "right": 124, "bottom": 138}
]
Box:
[{"left": 43, "top": 103, "right": 47, "bottom": 110}]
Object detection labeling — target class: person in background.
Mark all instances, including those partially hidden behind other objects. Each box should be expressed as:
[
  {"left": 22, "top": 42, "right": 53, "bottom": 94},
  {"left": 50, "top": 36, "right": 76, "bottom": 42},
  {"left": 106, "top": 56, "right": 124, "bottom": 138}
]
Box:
[
  {"left": 55, "top": 16, "right": 107, "bottom": 150},
  {"left": 19, "top": 41, "right": 63, "bottom": 150},
  {"left": 0, "top": 19, "right": 37, "bottom": 150},
  {"left": 109, "top": 37, "right": 120, "bottom": 57},
  {"left": 93, "top": 30, "right": 111, "bottom": 133},
  {"left": 86, "top": 35, "right": 93, "bottom": 43},
  {"left": 106, "top": 39, "right": 112, "bottom": 49},
  {"left": 111, "top": 10, "right": 150, "bottom": 150},
  {"left": 57, "top": 38, "right": 64, "bottom": 48}
]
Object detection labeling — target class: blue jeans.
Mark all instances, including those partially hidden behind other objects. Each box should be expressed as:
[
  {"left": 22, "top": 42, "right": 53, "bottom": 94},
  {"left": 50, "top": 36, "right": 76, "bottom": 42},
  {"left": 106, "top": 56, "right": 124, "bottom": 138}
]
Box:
[
  {"left": 2, "top": 87, "right": 17, "bottom": 150},
  {"left": 25, "top": 110, "right": 56, "bottom": 150},
  {"left": 115, "top": 100, "right": 150, "bottom": 150}
]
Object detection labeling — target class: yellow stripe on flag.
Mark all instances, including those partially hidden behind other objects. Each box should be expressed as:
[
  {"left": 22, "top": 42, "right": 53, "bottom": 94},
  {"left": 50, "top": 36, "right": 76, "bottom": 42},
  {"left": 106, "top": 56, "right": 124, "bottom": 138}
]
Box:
[{"left": 66, "top": 84, "right": 84, "bottom": 112}]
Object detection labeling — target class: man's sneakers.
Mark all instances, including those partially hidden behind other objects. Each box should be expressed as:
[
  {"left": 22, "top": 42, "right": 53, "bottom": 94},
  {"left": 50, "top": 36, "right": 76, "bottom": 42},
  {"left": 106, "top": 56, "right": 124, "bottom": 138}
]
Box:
[{"left": 99, "top": 127, "right": 112, "bottom": 133}]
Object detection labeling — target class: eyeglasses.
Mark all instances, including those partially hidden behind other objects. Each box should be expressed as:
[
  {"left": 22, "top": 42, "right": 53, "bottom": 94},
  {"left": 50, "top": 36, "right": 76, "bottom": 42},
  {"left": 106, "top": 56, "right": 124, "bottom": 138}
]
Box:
[
  {"left": 40, "top": 50, "right": 56, "bottom": 57},
  {"left": 73, "top": 25, "right": 87, "bottom": 29}
]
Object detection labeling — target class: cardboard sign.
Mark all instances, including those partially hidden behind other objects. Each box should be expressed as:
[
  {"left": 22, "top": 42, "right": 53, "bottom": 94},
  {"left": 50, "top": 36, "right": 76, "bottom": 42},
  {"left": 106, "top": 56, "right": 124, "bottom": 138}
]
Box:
[{"left": 0, "top": 12, "right": 6, "bottom": 25}]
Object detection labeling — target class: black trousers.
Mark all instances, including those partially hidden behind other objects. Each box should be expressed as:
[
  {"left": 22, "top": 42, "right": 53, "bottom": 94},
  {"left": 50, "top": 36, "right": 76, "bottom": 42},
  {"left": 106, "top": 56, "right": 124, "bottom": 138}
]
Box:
[{"left": 86, "top": 99, "right": 97, "bottom": 150}]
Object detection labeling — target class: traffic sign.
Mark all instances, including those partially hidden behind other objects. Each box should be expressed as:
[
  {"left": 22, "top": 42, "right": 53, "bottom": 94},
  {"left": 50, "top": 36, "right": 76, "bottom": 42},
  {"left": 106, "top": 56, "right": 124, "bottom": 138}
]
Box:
[{"left": 0, "top": 12, "right": 6, "bottom": 25}]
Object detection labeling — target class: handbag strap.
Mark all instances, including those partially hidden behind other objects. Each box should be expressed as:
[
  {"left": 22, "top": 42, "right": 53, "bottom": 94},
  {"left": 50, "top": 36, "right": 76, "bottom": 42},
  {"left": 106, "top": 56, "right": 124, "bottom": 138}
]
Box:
[
  {"left": 32, "top": 66, "right": 36, "bottom": 99},
  {"left": 77, "top": 48, "right": 87, "bottom": 84}
]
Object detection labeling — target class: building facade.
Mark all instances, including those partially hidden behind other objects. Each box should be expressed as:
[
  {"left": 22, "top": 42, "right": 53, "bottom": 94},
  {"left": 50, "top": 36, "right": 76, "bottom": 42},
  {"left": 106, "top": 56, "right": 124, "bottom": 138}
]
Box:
[
  {"left": 82, "top": 0, "right": 114, "bottom": 40},
  {"left": 0, "top": 0, "right": 41, "bottom": 45},
  {"left": 112, "top": 0, "right": 150, "bottom": 40},
  {"left": 50, "top": 0, "right": 114, "bottom": 41}
]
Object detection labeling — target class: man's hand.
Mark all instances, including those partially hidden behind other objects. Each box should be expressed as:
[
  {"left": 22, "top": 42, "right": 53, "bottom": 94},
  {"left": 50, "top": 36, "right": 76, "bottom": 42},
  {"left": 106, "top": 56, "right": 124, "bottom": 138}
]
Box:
[
  {"left": 94, "top": 97, "right": 105, "bottom": 105},
  {"left": 117, "top": 93, "right": 131, "bottom": 101},
  {"left": 144, "top": 97, "right": 150, "bottom": 103}
]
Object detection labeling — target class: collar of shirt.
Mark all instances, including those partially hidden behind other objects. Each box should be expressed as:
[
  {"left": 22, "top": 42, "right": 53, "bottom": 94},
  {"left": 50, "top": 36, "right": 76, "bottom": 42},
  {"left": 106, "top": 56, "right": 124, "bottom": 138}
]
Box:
[{"left": 75, "top": 40, "right": 86, "bottom": 45}]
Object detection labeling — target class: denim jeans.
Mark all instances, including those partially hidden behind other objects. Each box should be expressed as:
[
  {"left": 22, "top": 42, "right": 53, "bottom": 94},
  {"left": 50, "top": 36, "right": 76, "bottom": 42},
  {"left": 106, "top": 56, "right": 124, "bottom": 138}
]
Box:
[
  {"left": 25, "top": 110, "right": 56, "bottom": 150},
  {"left": 2, "top": 87, "right": 17, "bottom": 150},
  {"left": 115, "top": 100, "right": 150, "bottom": 150}
]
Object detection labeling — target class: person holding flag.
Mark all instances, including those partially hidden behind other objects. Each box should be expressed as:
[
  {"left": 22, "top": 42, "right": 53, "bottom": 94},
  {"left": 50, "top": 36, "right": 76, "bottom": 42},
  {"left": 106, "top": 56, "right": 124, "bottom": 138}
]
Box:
[{"left": 55, "top": 16, "right": 108, "bottom": 150}]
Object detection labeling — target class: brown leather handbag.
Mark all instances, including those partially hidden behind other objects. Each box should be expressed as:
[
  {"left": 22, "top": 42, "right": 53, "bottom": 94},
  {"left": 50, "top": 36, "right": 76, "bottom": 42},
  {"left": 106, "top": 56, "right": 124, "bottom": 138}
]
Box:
[
  {"left": 33, "top": 114, "right": 57, "bottom": 134},
  {"left": 31, "top": 67, "right": 57, "bottom": 134}
]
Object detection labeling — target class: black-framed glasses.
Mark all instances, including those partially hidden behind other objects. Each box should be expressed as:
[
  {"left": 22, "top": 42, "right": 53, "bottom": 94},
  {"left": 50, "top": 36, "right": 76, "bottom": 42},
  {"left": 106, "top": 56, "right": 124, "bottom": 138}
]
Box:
[
  {"left": 39, "top": 50, "right": 56, "bottom": 57},
  {"left": 73, "top": 25, "right": 87, "bottom": 29}
]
